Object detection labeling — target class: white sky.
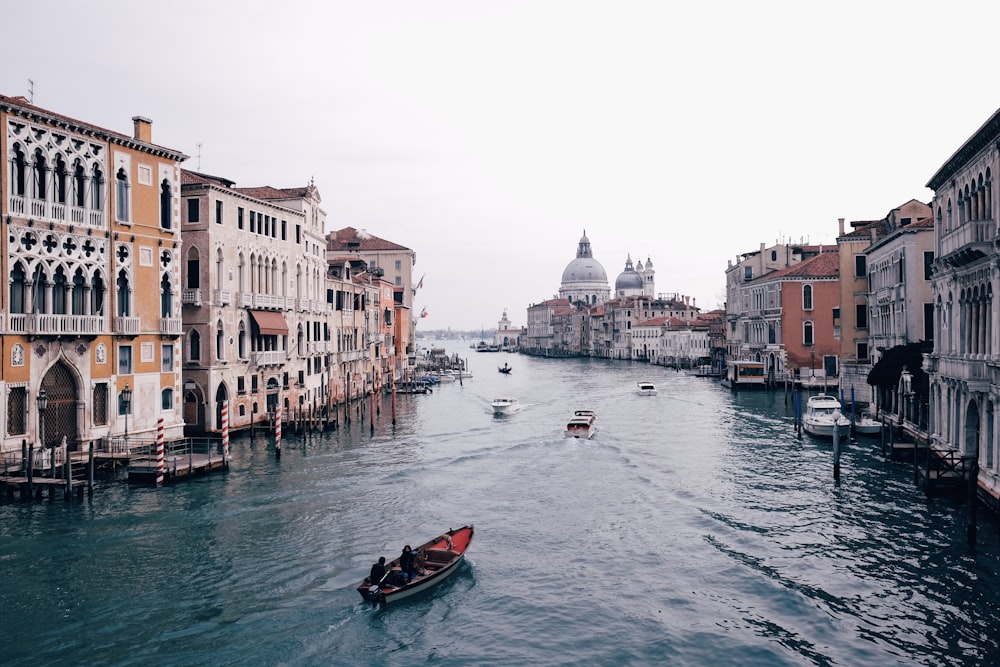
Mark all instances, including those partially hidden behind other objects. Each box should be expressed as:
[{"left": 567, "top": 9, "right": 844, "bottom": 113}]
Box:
[{"left": 4, "top": 0, "right": 999, "bottom": 330}]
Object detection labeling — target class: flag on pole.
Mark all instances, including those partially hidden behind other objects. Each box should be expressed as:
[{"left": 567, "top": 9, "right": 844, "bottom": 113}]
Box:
[
  {"left": 416, "top": 273, "right": 425, "bottom": 290},
  {"left": 420, "top": 306, "right": 428, "bottom": 318}
]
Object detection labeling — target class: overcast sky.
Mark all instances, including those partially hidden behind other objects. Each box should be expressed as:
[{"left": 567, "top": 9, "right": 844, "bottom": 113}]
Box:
[{"left": 4, "top": 1, "right": 999, "bottom": 331}]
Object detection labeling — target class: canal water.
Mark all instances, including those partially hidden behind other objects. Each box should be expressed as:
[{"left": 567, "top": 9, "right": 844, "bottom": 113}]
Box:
[{"left": 2, "top": 342, "right": 999, "bottom": 666}]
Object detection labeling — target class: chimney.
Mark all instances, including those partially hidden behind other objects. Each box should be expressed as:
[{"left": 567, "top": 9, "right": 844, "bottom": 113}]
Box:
[
  {"left": 838, "top": 218, "right": 845, "bottom": 236},
  {"left": 132, "top": 116, "right": 152, "bottom": 143}
]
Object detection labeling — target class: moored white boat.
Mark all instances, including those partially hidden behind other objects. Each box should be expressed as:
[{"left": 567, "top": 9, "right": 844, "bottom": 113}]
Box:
[
  {"left": 565, "top": 410, "right": 597, "bottom": 439},
  {"left": 358, "top": 525, "right": 474, "bottom": 606},
  {"left": 637, "top": 381, "right": 657, "bottom": 396},
  {"left": 491, "top": 398, "right": 520, "bottom": 415},
  {"left": 802, "top": 394, "right": 851, "bottom": 438},
  {"left": 854, "top": 415, "right": 883, "bottom": 436}
]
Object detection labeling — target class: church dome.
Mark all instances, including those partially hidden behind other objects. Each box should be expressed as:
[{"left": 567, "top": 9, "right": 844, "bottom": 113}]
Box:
[
  {"left": 561, "top": 232, "right": 608, "bottom": 284},
  {"left": 615, "top": 255, "right": 643, "bottom": 291}
]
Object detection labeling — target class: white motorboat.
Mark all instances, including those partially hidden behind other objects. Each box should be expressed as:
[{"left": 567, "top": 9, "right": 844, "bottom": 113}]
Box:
[
  {"left": 565, "top": 410, "right": 597, "bottom": 439},
  {"left": 491, "top": 398, "right": 520, "bottom": 416},
  {"left": 802, "top": 394, "right": 851, "bottom": 439},
  {"left": 854, "top": 415, "right": 883, "bottom": 436},
  {"left": 637, "top": 381, "right": 657, "bottom": 396}
]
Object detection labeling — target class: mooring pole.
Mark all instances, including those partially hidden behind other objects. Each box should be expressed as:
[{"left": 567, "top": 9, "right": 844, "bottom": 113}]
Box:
[{"left": 833, "top": 420, "right": 841, "bottom": 481}]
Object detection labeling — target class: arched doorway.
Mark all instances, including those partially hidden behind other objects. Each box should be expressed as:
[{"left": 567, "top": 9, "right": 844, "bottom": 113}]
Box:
[
  {"left": 41, "top": 361, "right": 79, "bottom": 449},
  {"left": 964, "top": 399, "right": 981, "bottom": 459},
  {"left": 266, "top": 377, "right": 280, "bottom": 415},
  {"left": 215, "top": 383, "right": 229, "bottom": 432},
  {"left": 183, "top": 383, "right": 205, "bottom": 436}
]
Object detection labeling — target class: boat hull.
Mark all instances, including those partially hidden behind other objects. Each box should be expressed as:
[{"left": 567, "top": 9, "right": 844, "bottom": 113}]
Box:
[{"left": 358, "top": 525, "right": 474, "bottom": 606}]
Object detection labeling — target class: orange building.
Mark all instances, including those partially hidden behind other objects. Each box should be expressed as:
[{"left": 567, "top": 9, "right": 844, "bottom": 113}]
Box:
[{"left": 1, "top": 95, "right": 186, "bottom": 454}]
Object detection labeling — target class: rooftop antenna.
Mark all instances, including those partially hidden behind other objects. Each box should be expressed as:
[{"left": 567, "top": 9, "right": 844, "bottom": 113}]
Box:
[
  {"left": 196, "top": 142, "right": 202, "bottom": 171},
  {"left": 27, "top": 79, "right": 34, "bottom": 104}
]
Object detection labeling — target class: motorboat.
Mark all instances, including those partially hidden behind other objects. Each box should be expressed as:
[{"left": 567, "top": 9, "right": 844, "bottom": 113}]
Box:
[
  {"left": 491, "top": 398, "right": 520, "bottom": 415},
  {"left": 358, "top": 525, "right": 474, "bottom": 606},
  {"left": 854, "top": 415, "right": 883, "bottom": 436},
  {"left": 802, "top": 394, "right": 851, "bottom": 439},
  {"left": 636, "top": 381, "right": 657, "bottom": 396},
  {"left": 565, "top": 410, "right": 597, "bottom": 439}
]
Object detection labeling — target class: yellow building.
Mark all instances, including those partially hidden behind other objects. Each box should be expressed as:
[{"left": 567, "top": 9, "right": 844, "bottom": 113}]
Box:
[{"left": 1, "top": 95, "right": 186, "bottom": 454}]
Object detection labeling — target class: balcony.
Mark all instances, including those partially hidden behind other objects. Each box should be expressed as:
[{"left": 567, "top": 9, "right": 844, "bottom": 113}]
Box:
[
  {"left": 160, "top": 317, "right": 183, "bottom": 336},
  {"left": 115, "top": 316, "right": 140, "bottom": 335},
  {"left": 182, "top": 289, "right": 202, "bottom": 306},
  {"left": 5, "top": 313, "right": 106, "bottom": 336},
  {"left": 214, "top": 290, "right": 231, "bottom": 306},
  {"left": 253, "top": 350, "right": 287, "bottom": 366},
  {"left": 252, "top": 293, "right": 284, "bottom": 310},
  {"left": 8, "top": 194, "right": 106, "bottom": 229},
  {"left": 939, "top": 219, "right": 995, "bottom": 266}
]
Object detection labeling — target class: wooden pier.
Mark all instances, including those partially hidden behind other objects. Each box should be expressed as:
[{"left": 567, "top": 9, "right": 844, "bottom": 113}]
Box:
[{"left": 126, "top": 438, "right": 227, "bottom": 484}]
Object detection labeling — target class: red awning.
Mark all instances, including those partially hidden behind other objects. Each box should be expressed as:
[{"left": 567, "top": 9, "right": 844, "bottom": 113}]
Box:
[{"left": 249, "top": 310, "right": 288, "bottom": 336}]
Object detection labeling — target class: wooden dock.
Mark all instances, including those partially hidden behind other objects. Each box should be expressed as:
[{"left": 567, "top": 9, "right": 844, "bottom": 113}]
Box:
[{"left": 126, "top": 437, "right": 228, "bottom": 484}]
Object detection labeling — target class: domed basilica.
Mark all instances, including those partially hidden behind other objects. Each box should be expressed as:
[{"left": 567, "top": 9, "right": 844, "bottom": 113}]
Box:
[{"left": 559, "top": 231, "right": 655, "bottom": 305}]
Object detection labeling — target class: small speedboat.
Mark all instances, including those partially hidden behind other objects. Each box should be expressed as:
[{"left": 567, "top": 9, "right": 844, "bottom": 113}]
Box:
[
  {"left": 491, "top": 398, "right": 519, "bottom": 415},
  {"left": 854, "top": 415, "right": 883, "bottom": 436},
  {"left": 636, "top": 381, "right": 657, "bottom": 396},
  {"left": 358, "top": 525, "right": 474, "bottom": 606},
  {"left": 802, "top": 394, "right": 851, "bottom": 439},
  {"left": 565, "top": 410, "right": 597, "bottom": 439}
]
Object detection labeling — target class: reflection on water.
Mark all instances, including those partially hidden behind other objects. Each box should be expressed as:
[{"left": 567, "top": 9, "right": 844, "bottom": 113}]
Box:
[{"left": 2, "top": 343, "right": 999, "bottom": 667}]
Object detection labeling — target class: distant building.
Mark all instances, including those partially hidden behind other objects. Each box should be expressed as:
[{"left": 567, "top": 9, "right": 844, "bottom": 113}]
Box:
[
  {"left": 559, "top": 230, "right": 610, "bottom": 306},
  {"left": 493, "top": 309, "right": 521, "bottom": 350}
]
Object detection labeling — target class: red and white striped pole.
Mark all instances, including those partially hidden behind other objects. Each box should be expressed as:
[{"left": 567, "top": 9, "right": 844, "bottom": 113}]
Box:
[
  {"left": 275, "top": 405, "right": 282, "bottom": 458},
  {"left": 221, "top": 400, "right": 230, "bottom": 464},
  {"left": 155, "top": 417, "right": 165, "bottom": 486}
]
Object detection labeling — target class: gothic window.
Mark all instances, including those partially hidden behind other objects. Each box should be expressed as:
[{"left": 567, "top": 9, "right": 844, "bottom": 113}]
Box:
[
  {"left": 216, "top": 323, "right": 225, "bottom": 361},
  {"left": 33, "top": 148, "right": 47, "bottom": 200},
  {"left": 32, "top": 265, "right": 45, "bottom": 313},
  {"left": 115, "top": 167, "right": 130, "bottom": 222},
  {"left": 72, "top": 268, "right": 86, "bottom": 315},
  {"left": 91, "top": 270, "right": 106, "bottom": 316},
  {"left": 91, "top": 164, "right": 104, "bottom": 211},
  {"left": 12, "top": 144, "right": 27, "bottom": 196},
  {"left": 73, "top": 160, "right": 86, "bottom": 207},
  {"left": 55, "top": 156, "right": 68, "bottom": 204},
  {"left": 116, "top": 269, "right": 130, "bottom": 316},
  {"left": 189, "top": 329, "right": 201, "bottom": 361},
  {"left": 10, "top": 262, "right": 26, "bottom": 314},
  {"left": 161, "top": 273, "right": 173, "bottom": 317},
  {"left": 160, "top": 179, "right": 172, "bottom": 229},
  {"left": 238, "top": 323, "right": 247, "bottom": 359}
]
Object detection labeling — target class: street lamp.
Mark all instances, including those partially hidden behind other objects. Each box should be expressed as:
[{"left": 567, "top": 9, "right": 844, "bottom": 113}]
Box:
[
  {"left": 37, "top": 389, "right": 48, "bottom": 475},
  {"left": 120, "top": 383, "right": 132, "bottom": 445}
]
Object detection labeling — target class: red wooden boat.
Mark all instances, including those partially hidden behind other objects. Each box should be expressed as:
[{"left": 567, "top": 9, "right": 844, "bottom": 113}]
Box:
[{"left": 358, "top": 525, "right": 474, "bottom": 605}]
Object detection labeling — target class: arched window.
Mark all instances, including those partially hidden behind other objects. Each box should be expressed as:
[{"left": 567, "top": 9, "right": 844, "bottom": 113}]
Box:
[
  {"left": 803, "top": 320, "right": 814, "bottom": 346},
  {"left": 189, "top": 329, "right": 201, "bottom": 361},
  {"left": 54, "top": 156, "right": 68, "bottom": 204},
  {"left": 33, "top": 148, "right": 47, "bottom": 200},
  {"left": 115, "top": 167, "right": 130, "bottom": 222},
  {"left": 10, "top": 262, "right": 26, "bottom": 313},
  {"left": 238, "top": 322, "right": 247, "bottom": 359},
  {"left": 215, "top": 248, "right": 224, "bottom": 291},
  {"left": 91, "top": 164, "right": 104, "bottom": 211},
  {"left": 160, "top": 179, "right": 172, "bottom": 229},
  {"left": 161, "top": 388, "right": 174, "bottom": 411},
  {"left": 216, "top": 323, "right": 226, "bottom": 361},
  {"left": 12, "top": 144, "right": 28, "bottom": 196},
  {"left": 186, "top": 247, "right": 200, "bottom": 289},
  {"left": 32, "top": 265, "right": 46, "bottom": 313},
  {"left": 116, "top": 269, "right": 130, "bottom": 317},
  {"left": 91, "top": 270, "right": 105, "bottom": 316},
  {"left": 73, "top": 160, "right": 86, "bottom": 207},
  {"left": 161, "top": 273, "right": 173, "bottom": 317},
  {"left": 947, "top": 199, "right": 952, "bottom": 230},
  {"left": 72, "top": 268, "right": 86, "bottom": 315},
  {"left": 802, "top": 284, "right": 813, "bottom": 310},
  {"left": 52, "top": 267, "right": 67, "bottom": 315}
]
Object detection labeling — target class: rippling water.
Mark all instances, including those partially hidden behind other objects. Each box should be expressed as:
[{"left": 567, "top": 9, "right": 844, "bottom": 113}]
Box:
[{"left": 3, "top": 343, "right": 999, "bottom": 666}]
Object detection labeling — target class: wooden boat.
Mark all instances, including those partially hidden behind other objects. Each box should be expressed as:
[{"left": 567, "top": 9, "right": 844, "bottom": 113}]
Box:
[
  {"left": 565, "top": 410, "right": 597, "bottom": 439},
  {"left": 498, "top": 363, "right": 512, "bottom": 374},
  {"left": 636, "top": 381, "right": 657, "bottom": 396},
  {"left": 358, "top": 525, "right": 474, "bottom": 606}
]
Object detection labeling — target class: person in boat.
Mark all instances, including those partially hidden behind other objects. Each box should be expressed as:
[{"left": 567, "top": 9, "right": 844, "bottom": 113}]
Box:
[
  {"left": 369, "top": 556, "right": 387, "bottom": 586},
  {"left": 400, "top": 544, "right": 417, "bottom": 582}
]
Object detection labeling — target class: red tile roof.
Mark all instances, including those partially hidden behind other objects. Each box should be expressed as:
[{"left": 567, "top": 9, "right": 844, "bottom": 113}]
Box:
[
  {"left": 181, "top": 169, "right": 235, "bottom": 188},
  {"left": 326, "top": 227, "right": 411, "bottom": 252},
  {"left": 756, "top": 250, "right": 840, "bottom": 281}
]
